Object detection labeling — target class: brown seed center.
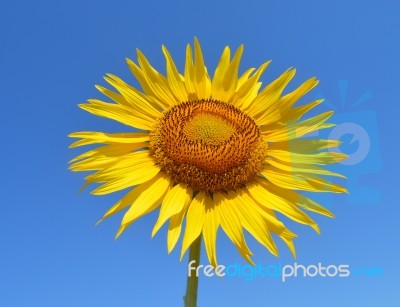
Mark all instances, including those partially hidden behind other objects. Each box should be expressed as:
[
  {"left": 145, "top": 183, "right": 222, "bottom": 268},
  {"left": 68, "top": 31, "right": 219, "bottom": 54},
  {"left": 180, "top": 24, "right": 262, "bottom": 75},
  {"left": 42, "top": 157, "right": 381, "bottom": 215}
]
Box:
[{"left": 149, "top": 99, "right": 267, "bottom": 192}]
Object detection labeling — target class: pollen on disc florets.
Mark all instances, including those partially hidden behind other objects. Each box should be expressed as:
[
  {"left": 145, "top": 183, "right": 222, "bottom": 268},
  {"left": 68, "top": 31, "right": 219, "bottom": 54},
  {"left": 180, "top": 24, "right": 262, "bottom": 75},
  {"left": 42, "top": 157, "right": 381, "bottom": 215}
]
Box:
[{"left": 149, "top": 99, "right": 268, "bottom": 192}]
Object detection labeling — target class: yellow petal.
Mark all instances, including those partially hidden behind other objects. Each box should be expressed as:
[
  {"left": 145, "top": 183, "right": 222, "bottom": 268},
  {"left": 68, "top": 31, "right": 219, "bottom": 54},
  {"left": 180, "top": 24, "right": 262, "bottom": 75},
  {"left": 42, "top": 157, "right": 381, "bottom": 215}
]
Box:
[
  {"left": 162, "top": 45, "right": 188, "bottom": 102},
  {"left": 69, "top": 144, "right": 147, "bottom": 172},
  {"left": 202, "top": 194, "right": 220, "bottom": 267},
  {"left": 248, "top": 199, "right": 297, "bottom": 239},
  {"left": 193, "top": 37, "right": 212, "bottom": 99},
  {"left": 68, "top": 131, "right": 149, "bottom": 148},
  {"left": 184, "top": 43, "right": 196, "bottom": 97},
  {"left": 231, "top": 61, "right": 270, "bottom": 110},
  {"left": 121, "top": 173, "right": 172, "bottom": 226},
  {"left": 94, "top": 84, "right": 131, "bottom": 108},
  {"left": 267, "top": 185, "right": 335, "bottom": 218},
  {"left": 180, "top": 191, "right": 206, "bottom": 260},
  {"left": 246, "top": 68, "right": 296, "bottom": 120},
  {"left": 219, "top": 45, "right": 244, "bottom": 101},
  {"left": 90, "top": 166, "right": 159, "bottom": 195},
  {"left": 247, "top": 195, "right": 298, "bottom": 258},
  {"left": 87, "top": 151, "right": 152, "bottom": 179},
  {"left": 283, "top": 99, "right": 324, "bottom": 121},
  {"left": 237, "top": 68, "right": 256, "bottom": 88},
  {"left": 247, "top": 180, "right": 320, "bottom": 233},
  {"left": 278, "top": 77, "right": 319, "bottom": 112},
  {"left": 69, "top": 142, "right": 145, "bottom": 164},
  {"left": 263, "top": 111, "right": 334, "bottom": 142},
  {"left": 79, "top": 100, "right": 154, "bottom": 131},
  {"left": 211, "top": 46, "right": 231, "bottom": 100},
  {"left": 231, "top": 190, "right": 278, "bottom": 256},
  {"left": 88, "top": 151, "right": 160, "bottom": 195},
  {"left": 265, "top": 158, "right": 346, "bottom": 178},
  {"left": 152, "top": 184, "right": 193, "bottom": 237},
  {"left": 167, "top": 205, "right": 190, "bottom": 254},
  {"left": 268, "top": 139, "right": 342, "bottom": 153},
  {"left": 267, "top": 150, "right": 347, "bottom": 165},
  {"left": 281, "top": 237, "right": 297, "bottom": 259},
  {"left": 261, "top": 169, "right": 348, "bottom": 193},
  {"left": 126, "top": 57, "right": 170, "bottom": 109},
  {"left": 136, "top": 49, "right": 178, "bottom": 106},
  {"left": 102, "top": 74, "right": 162, "bottom": 117},
  {"left": 98, "top": 177, "right": 169, "bottom": 224},
  {"left": 214, "top": 192, "right": 254, "bottom": 264},
  {"left": 297, "top": 196, "right": 335, "bottom": 218}
]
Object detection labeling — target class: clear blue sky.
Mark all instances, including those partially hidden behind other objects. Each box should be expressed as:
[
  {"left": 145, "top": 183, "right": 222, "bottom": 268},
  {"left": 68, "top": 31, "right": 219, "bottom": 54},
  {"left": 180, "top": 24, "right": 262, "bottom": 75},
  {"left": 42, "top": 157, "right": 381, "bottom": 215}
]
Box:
[{"left": 1, "top": 0, "right": 399, "bottom": 306}]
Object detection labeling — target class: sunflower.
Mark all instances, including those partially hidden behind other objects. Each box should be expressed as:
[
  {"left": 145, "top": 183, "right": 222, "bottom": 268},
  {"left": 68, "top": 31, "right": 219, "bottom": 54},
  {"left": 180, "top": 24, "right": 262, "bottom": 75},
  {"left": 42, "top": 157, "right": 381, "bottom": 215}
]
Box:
[{"left": 69, "top": 38, "right": 347, "bottom": 267}]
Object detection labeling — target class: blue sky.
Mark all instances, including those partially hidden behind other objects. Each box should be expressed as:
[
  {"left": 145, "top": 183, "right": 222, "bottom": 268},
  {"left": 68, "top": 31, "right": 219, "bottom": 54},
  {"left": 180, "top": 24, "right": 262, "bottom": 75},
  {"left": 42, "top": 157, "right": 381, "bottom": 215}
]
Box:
[{"left": 1, "top": 0, "right": 399, "bottom": 306}]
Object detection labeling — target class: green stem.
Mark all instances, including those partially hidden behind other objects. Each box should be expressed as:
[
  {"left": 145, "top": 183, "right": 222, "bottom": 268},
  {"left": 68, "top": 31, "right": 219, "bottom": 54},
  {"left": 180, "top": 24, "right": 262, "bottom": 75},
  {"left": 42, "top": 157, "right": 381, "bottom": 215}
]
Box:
[{"left": 184, "top": 235, "right": 201, "bottom": 307}]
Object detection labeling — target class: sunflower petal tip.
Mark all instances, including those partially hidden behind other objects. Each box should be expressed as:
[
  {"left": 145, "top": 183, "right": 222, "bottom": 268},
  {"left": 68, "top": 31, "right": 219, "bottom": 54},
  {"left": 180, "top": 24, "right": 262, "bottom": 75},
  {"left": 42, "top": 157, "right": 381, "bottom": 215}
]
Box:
[
  {"left": 312, "top": 224, "right": 321, "bottom": 235},
  {"left": 115, "top": 226, "right": 125, "bottom": 240},
  {"left": 151, "top": 228, "right": 158, "bottom": 238},
  {"left": 79, "top": 182, "right": 90, "bottom": 194}
]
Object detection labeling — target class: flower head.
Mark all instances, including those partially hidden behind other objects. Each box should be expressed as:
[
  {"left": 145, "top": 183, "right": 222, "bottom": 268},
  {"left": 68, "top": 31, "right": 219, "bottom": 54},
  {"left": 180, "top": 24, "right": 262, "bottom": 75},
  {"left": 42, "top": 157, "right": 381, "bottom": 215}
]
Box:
[{"left": 69, "top": 38, "right": 347, "bottom": 266}]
